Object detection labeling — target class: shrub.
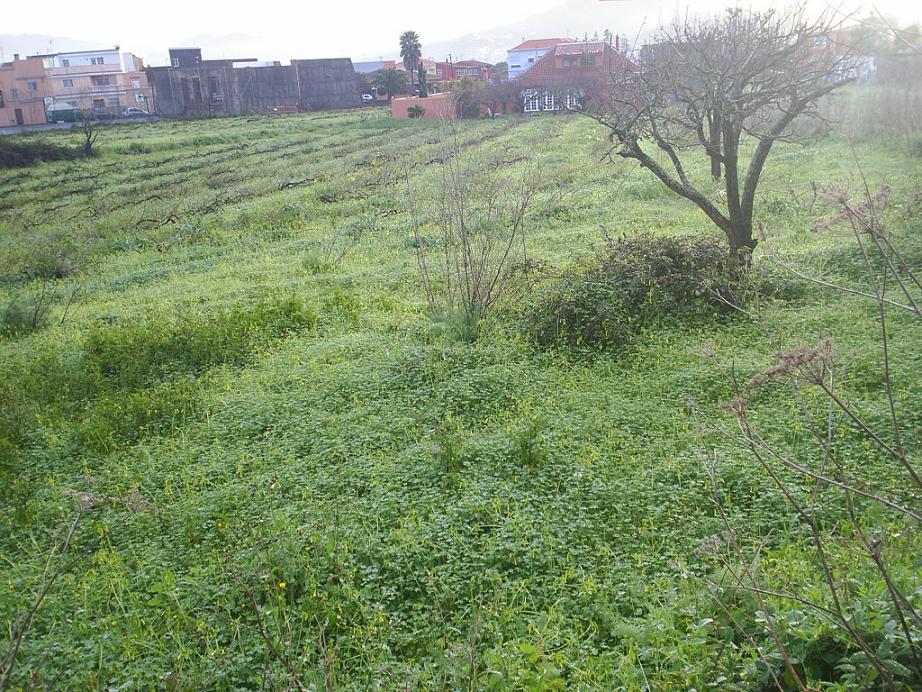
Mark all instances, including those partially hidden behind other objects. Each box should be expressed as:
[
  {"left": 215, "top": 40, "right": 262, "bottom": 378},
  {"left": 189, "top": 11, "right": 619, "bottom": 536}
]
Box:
[
  {"left": 83, "top": 297, "right": 318, "bottom": 389},
  {"left": 76, "top": 379, "right": 201, "bottom": 453},
  {"left": 21, "top": 244, "right": 84, "bottom": 281},
  {"left": 0, "top": 137, "right": 82, "bottom": 169},
  {"left": 450, "top": 78, "right": 486, "bottom": 119},
  {"left": 522, "top": 234, "right": 739, "bottom": 350},
  {"left": 302, "top": 254, "right": 335, "bottom": 275},
  {"left": 121, "top": 141, "right": 153, "bottom": 155},
  {"left": 0, "top": 294, "right": 51, "bottom": 338},
  {"left": 407, "top": 105, "right": 426, "bottom": 119}
]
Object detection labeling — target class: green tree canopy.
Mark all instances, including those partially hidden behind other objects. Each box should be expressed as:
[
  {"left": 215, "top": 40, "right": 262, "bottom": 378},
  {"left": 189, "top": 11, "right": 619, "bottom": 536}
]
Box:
[
  {"left": 374, "top": 67, "right": 409, "bottom": 98},
  {"left": 400, "top": 31, "right": 422, "bottom": 92}
]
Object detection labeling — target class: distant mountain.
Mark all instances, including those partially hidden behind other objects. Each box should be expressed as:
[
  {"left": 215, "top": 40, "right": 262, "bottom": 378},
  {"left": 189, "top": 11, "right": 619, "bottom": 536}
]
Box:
[
  {"left": 6, "top": 0, "right": 920, "bottom": 70},
  {"left": 420, "top": 0, "right": 675, "bottom": 64},
  {"left": 416, "top": 0, "right": 922, "bottom": 65},
  {"left": 0, "top": 34, "right": 108, "bottom": 60}
]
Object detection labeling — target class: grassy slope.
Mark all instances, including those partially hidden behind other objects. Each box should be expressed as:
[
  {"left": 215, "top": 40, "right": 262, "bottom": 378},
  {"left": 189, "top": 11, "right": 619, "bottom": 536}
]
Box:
[{"left": 0, "top": 110, "right": 920, "bottom": 688}]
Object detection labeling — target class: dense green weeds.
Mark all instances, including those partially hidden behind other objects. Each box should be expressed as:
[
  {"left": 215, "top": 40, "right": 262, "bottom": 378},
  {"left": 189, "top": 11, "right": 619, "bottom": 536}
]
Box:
[{"left": 0, "top": 107, "right": 919, "bottom": 688}]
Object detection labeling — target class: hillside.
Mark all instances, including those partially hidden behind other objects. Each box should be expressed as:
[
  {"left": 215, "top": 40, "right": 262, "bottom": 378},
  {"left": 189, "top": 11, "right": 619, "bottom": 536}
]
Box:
[{"left": 0, "top": 107, "right": 920, "bottom": 688}]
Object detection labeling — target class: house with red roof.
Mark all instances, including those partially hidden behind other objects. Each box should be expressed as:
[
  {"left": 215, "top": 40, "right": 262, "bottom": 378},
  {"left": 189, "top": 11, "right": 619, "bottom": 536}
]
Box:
[
  {"left": 517, "top": 40, "right": 631, "bottom": 113},
  {"left": 434, "top": 59, "right": 493, "bottom": 84},
  {"left": 507, "top": 38, "right": 575, "bottom": 79}
]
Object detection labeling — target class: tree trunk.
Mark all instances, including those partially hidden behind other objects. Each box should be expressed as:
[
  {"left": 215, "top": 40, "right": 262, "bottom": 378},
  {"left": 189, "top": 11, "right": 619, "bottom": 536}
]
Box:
[
  {"left": 727, "top": 218, "right": 757, "bottom": 270},
  {"left": 708, "top": 110, "right": 722, "bottom": 180}
]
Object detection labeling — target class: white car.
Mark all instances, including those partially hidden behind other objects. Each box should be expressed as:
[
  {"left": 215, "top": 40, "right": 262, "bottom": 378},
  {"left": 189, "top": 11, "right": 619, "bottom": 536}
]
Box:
[
  {"left": 361, "top": 94, "right": 374, "bottom": 102},
  {"left": 123, "top": 107, "right": 149, "bottom": 117}
]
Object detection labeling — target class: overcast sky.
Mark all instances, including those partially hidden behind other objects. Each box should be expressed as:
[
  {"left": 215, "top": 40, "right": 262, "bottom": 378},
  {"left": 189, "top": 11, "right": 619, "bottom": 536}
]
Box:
[{"left": 4, "top": 0, "right": 921, "bottom": 64}]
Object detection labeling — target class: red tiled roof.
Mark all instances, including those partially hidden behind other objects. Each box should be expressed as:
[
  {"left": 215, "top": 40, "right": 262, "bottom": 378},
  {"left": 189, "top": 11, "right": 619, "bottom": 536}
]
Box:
[
  {"left": 518, "top": 41, "right": 631, "bottom": 85},
  {"left": 555, "top": 41, "right": 606, "bottom": 55},
  {"left": 509, "top": 38, "right": 575, "bottom": 52}
]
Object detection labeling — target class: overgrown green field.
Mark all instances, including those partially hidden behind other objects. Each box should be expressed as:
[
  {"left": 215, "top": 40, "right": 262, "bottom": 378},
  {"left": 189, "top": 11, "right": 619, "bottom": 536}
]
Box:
[{"left": 1, "top": 107, "right": 920, "bottom": 689}]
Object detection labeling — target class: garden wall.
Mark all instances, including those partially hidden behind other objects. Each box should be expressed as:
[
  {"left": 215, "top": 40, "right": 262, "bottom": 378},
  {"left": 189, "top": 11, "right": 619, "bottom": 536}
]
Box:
[{"left": 391, "top": 93, "right": 456, "bottom": 120}]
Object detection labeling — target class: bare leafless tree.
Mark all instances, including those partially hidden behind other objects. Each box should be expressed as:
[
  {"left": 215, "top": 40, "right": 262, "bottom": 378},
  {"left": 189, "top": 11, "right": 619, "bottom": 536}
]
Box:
[
  {"left": 592, "top": 5, "right": 859, "bottom": 259},
  {"left": 81, "top": 117, "right": 98, "bottom": 157},
  {"left": 404, "top": 122, "right": 540, "bottom": 338}
]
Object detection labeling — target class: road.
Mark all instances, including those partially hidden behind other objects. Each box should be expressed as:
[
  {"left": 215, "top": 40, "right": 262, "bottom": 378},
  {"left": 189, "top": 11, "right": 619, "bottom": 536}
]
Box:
[{"left": 1, "top": 117, "right": 161, "bottom": 136}]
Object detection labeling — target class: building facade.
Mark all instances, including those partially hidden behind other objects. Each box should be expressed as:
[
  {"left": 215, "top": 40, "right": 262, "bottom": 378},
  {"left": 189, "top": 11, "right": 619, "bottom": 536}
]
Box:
[
  {"left": 434, "top": 60, "right": 492, "bottom": 83},
  {"left": 44, "top": 48, "right": 153, "bottom": 119},
  {"left": 518, "top": 41, "right": 631, "bottom": 113},
  {"left": 146, "top": 48, "right": 360, "bottom": 117},
  {"left": 507, "top": 38, "right": 574, "bottom": 80},
  {"left": 0, "top": 54, "right": 52, "bottom": 126},
  {"left": 0, "top": 47, "right": 153, "bottom": 126}
]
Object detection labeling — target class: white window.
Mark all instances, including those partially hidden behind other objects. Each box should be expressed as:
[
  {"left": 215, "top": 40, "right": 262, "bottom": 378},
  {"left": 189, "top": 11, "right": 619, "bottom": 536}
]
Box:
[
  {"left": 91, "top": 56, "right": 105, "bottom": 65},
  {"left": 565, "top": 91, "right": 580, "bottom": 109},
  {"left": 107, "top": 97, "right": 120, "bottom": 107},
  {"left": 131, "top": 79, "right": 141, "bottom": 89},
  {"left": 171, "top": 58, "right": 179, "bottom": 67},
  {"left": 135, "top": 93, "right": 146, "bottom": 102},
  {"left": 523, "top": 90, "right": 540, "bottom": 112},
  {"left": 63, "top": 79, "right": 74, "bottom": 88},
  {"left": 544, "top": 91, "right": 558, "bottom": 110},
  {"left": 93, "top": 77, "right": 111, "bottom": 87},
  {"left": 61, "top": 59, "right": 70, "bottom": 67}
]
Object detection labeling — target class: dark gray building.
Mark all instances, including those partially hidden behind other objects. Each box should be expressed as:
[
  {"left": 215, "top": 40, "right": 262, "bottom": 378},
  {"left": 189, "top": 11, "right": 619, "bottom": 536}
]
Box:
[{"left": 147, "top": 48, "right": 360, "bottom": 117}]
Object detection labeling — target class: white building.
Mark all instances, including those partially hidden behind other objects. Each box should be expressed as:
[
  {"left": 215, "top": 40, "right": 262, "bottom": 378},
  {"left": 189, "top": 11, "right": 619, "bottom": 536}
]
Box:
[{"left": 45, "top": 48, "right": 143, "bottom": 72}]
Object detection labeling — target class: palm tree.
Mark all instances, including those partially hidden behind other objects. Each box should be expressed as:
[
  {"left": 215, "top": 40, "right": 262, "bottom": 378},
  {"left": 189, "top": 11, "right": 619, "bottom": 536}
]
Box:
[
  {"left": 399, "top": 31, "right": 422, "bottom": 94},
  {"left": 374, "top": 68, "right": 409, "bottom": 100}
]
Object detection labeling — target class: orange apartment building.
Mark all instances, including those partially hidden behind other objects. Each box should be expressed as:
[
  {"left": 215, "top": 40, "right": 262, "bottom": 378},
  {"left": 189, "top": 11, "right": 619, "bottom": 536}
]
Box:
[
  {"left": 0, "top": 54, "right": 52, "bottom": 126},
  {"left": 0, "top": 47, "right": 153, "bottom": 126}
]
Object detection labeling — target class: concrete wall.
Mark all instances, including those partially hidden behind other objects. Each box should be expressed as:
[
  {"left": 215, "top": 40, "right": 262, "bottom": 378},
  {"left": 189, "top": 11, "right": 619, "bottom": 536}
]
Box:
[
  {"left": 391, "top": 93, "right": 456, "bottom": 120},
  {"left": 294, "top": 59, "right": 361, "bottom": 111},
  {"left": 147, "top": 58, "right": 359, "bottom": 117}
]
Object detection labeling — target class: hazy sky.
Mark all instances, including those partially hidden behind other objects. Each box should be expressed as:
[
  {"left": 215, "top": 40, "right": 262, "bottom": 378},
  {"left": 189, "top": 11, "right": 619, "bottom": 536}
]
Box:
[{"left": 5, "top": 0, "right": 921, "bottom": 64}]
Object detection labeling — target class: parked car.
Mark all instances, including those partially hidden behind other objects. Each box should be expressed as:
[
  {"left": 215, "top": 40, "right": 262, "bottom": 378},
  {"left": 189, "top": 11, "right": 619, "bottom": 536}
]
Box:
[
  {"left": 361, "top": 94, "right": 374, "bottom": 102},
  {"left": 123, "top": 107, "right": 149, "bottom": 117}
]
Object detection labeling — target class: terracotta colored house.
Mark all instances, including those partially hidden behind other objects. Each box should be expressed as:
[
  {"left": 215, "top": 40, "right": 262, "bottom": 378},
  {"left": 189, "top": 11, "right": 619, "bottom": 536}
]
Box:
[
  {"left": 434, "top": 60, "right": 492, "bottom": 83},
  {"left": 517, "top": 40, "right": 632, "bottom": 113},
  {"left": 0, "top": 48, "right": 154, "bottom": 126},
  {"left": 44, "top": 48, "right": 153, "bottom": 119},
  {"left": 0, "top": 55, "right": 52, "bottom": 126}
]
